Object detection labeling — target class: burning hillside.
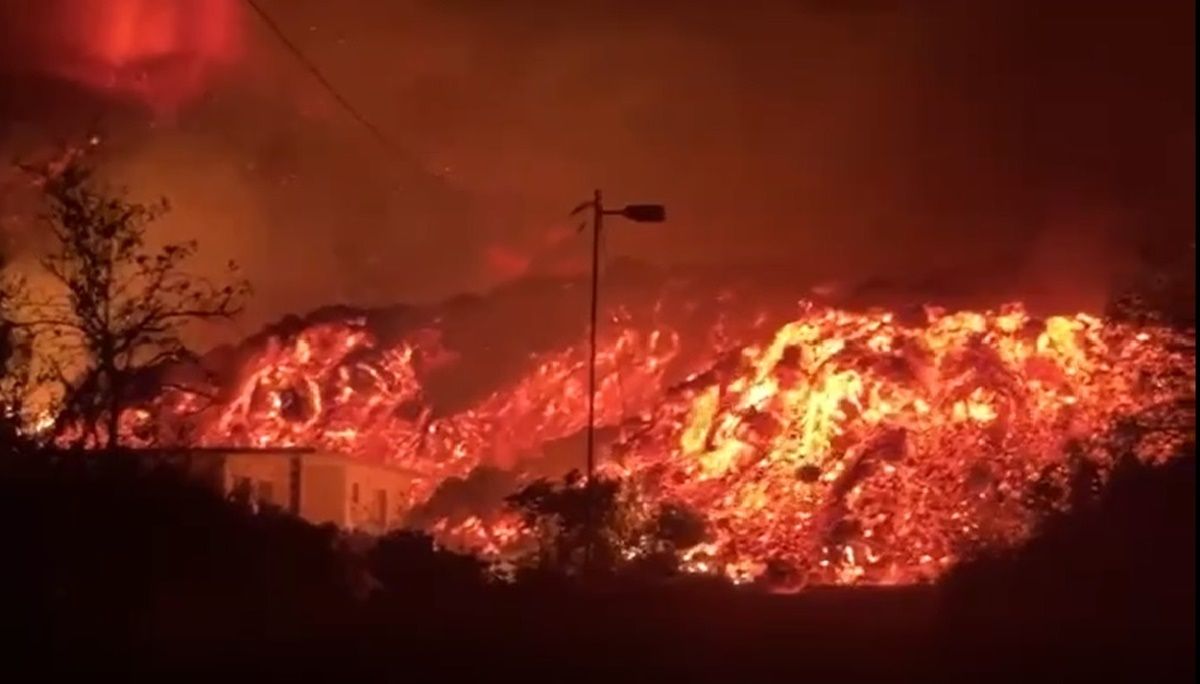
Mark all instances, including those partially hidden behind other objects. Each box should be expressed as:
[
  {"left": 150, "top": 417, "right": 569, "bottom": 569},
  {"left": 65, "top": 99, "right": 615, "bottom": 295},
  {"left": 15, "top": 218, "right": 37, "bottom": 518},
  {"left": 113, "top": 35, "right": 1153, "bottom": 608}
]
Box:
[
  {"left": 130, "top": 278, "right": 1195, "bottom": 587},
  {"left": 608, "top": 304, "right": 1194, "bottom": 585}
]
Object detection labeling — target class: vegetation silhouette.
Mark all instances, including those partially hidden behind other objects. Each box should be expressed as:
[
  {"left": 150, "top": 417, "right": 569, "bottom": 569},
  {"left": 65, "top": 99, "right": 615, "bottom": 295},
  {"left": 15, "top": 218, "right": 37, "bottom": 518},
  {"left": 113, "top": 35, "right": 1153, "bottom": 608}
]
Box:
[
  {"left": 8, "top": 157, "right": 249, "bottom": 448},
  {"left": 0, "top": 441, "right": 1191, "bottom": 679},
  {"left": 504, "top": 470, "right": 709, "bottom": 583}
]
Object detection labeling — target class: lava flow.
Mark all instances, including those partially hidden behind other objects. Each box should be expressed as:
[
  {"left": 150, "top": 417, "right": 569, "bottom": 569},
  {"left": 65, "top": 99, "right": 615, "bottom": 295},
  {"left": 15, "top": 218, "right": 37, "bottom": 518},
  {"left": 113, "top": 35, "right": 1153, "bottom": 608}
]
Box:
[
  {"left": 141, "top": 313, "right": 683, "bottom": 511},
  {"left": 608, "top": 303, "right": 1194, "bottom": 586},
  {"left": 137, "top": 299, "right": 1195, "bottom": 586}
]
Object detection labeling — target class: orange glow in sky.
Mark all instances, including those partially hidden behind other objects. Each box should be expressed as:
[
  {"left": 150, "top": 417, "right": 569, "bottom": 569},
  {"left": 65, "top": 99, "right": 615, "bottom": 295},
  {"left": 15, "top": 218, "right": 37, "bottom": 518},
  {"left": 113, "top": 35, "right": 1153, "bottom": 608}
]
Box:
[{"left": 44, "top": 0, "right": 243, "bottom": 112}]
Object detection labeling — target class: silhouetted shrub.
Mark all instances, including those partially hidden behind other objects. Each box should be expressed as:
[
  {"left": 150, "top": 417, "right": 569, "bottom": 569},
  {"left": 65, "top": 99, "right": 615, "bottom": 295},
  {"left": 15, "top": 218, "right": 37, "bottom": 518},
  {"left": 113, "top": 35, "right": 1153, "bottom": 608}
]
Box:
[{"left": 367, "top": 529, "right": 486, "bottom": 596}]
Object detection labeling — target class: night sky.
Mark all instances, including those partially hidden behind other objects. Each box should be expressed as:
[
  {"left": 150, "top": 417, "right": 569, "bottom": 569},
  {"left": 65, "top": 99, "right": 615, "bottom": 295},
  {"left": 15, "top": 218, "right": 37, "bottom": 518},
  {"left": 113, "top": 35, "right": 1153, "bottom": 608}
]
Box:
[{"left": 1, "top": 0, "right": 1194, "bottom": 335}]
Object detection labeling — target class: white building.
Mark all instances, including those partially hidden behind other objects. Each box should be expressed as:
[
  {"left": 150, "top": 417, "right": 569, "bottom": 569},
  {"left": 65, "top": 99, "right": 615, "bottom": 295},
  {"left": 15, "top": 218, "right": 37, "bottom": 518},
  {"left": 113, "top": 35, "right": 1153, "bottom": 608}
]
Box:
[{"left": 161, "top": 447, "right": 415, "bottom": 535}]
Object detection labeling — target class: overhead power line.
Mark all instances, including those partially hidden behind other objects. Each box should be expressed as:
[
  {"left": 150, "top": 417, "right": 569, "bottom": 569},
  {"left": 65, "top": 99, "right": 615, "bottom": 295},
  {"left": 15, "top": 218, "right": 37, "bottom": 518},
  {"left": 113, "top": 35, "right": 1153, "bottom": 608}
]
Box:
[{"left": 242, "top": 0, "right": 421, "bottom": 167}]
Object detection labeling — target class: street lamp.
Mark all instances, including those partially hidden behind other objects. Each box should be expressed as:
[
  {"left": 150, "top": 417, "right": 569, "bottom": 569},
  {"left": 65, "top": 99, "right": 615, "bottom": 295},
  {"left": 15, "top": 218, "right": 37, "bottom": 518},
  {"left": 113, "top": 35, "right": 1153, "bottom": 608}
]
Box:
[{"left": 570, "top": 189, "right": 665, "bottom": 568}]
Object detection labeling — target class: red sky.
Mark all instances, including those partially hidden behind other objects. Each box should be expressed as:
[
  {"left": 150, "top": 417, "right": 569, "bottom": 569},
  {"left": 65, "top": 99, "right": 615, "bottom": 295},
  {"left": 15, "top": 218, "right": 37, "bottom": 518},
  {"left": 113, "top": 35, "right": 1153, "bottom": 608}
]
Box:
[{"left": 1, "top": 0, "right": 1193, "bottom": 333}]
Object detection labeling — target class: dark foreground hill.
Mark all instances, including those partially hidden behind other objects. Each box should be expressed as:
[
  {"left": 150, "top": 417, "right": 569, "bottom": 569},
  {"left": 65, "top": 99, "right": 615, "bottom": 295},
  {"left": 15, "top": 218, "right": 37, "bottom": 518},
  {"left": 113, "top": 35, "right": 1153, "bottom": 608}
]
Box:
[{"left": 0, "top": 447, "right": 1193, "bottom": 681}]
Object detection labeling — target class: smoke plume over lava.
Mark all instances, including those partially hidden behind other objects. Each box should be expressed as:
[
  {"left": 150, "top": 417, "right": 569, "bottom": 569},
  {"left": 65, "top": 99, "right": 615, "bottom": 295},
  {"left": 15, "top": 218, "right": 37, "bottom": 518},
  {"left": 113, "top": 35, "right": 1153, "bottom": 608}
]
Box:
[
  {"left": 3, "top": 0, "right": 1194, "bottom": 336},
  {"left": 8, "top": 0, "right": 243, "bottom": 112}
]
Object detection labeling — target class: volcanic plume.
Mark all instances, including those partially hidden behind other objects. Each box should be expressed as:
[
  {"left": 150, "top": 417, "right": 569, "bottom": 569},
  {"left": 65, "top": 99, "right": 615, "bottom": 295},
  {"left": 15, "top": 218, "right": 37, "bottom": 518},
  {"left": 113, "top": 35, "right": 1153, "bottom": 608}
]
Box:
[
  {"left": 2, "top": 0, "right": 243, "bottom": 113},
  {"left": 3, "top": 1, "right": 1192, "bottom": 333}
]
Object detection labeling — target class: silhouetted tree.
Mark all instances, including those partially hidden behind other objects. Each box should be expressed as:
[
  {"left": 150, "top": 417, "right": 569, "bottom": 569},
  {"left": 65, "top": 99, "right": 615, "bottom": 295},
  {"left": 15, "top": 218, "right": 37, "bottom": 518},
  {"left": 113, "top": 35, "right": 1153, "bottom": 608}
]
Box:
[
  {"left": 506, "top": 471, "right": 711, "bottom": 579},
  {"left": 11, "top": 159, "right": 250, "bottom": 448},
  {"left": 506, "top": 470, "right": 630, "bottom": 576},
  {"left": 367, "top": 530, "right": 486, "bottom": 595},
  {"left": 0, "top": 265, "right": 36, "bottom": 450},
  {"left": 632, "top": 501, "right": 707, "bottom": 576}
]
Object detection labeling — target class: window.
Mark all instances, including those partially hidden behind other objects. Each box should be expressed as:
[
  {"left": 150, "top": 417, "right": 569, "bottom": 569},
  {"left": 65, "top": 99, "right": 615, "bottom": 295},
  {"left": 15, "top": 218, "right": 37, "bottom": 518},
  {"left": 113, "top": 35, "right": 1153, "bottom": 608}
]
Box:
[
  {"left": 351, "top": 482, "right": 360, "bottom": 504},
  {"left": 230, "top": 476, "right": 252, "bottom": 503},
  {"left": 256, "top": 480, "right": 274, "bottom": 506},
  {"left": 374, "top": 489, "right": 387, "bottom": 526}
]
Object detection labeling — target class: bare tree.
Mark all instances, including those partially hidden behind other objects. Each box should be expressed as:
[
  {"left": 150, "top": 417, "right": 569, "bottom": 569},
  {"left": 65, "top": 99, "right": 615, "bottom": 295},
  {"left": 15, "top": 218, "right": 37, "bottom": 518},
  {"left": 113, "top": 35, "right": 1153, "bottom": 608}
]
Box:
[
  {"left": 14, "top": 160, "right": 250, "bottom": 449},
  {"left": 0, "top": 276, "right": 36, "bottom": 447}
]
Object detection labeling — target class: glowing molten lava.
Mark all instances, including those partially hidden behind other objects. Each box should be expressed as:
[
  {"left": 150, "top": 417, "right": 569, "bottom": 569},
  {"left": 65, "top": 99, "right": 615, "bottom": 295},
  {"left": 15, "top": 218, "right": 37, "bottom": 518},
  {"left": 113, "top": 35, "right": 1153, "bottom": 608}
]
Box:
[
  {"left": 146, "top": 317, "right": 681, "bottom": 510},
  {"left": 608, "top": 304, "right": 1193, "bottom": 585},
  {"left": 142, "top": 301, "right": 1194, "bottom": 586}
]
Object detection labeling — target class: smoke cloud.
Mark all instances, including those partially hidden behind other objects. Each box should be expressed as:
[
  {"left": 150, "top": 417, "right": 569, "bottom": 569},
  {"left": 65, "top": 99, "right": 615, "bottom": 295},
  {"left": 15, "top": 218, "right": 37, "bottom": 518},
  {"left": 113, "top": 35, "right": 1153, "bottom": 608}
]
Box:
[{"left": 2, "top": 0, "right": 1194, "bottom": 339}]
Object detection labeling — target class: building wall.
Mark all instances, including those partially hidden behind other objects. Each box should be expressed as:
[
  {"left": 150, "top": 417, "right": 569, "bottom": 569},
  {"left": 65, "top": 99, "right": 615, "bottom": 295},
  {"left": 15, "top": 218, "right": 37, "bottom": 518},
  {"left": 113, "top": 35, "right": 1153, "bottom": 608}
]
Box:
[
  {"left": 210, "top": 450, "right": 413, "bottom": 535},
  {"left": 223, "top": 452, "right": 292, "bottom": 509},
  {"left": 297, "top": 454, "right": 348, "bottom": 528},
  {"left": 165, "top": 451, "right": 226, "bottom": 492},
  {"left": 342, "top": 461, "right": 413, "bottom": 535}
]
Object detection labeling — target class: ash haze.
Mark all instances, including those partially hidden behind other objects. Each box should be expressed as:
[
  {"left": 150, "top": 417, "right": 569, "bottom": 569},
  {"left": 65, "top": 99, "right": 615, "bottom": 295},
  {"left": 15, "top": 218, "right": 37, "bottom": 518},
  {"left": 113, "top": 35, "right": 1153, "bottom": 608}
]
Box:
[{"left": 1, "top": 0, "right": 1194, "bottom": 340}]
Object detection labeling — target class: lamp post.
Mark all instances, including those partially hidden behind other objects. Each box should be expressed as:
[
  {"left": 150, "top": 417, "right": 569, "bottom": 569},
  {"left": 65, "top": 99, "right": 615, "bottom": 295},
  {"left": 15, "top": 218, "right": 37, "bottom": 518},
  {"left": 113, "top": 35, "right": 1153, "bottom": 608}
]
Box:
[{"left": 570, "top": 190, "right": 665, "bottom": 569}]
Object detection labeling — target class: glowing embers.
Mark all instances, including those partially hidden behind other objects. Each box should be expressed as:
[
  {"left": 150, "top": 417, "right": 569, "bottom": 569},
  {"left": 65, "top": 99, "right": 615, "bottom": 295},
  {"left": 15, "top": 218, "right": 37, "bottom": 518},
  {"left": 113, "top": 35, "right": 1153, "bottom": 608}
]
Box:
[
  {"left": 153, "top": 317, "right": 681, "bottom": 506},
  {"left": 145, "top": 301, "right": 1194, "bottom": 587},
  {"left": 612, "top": 304, "right": 1193, "bottom": 586}
]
